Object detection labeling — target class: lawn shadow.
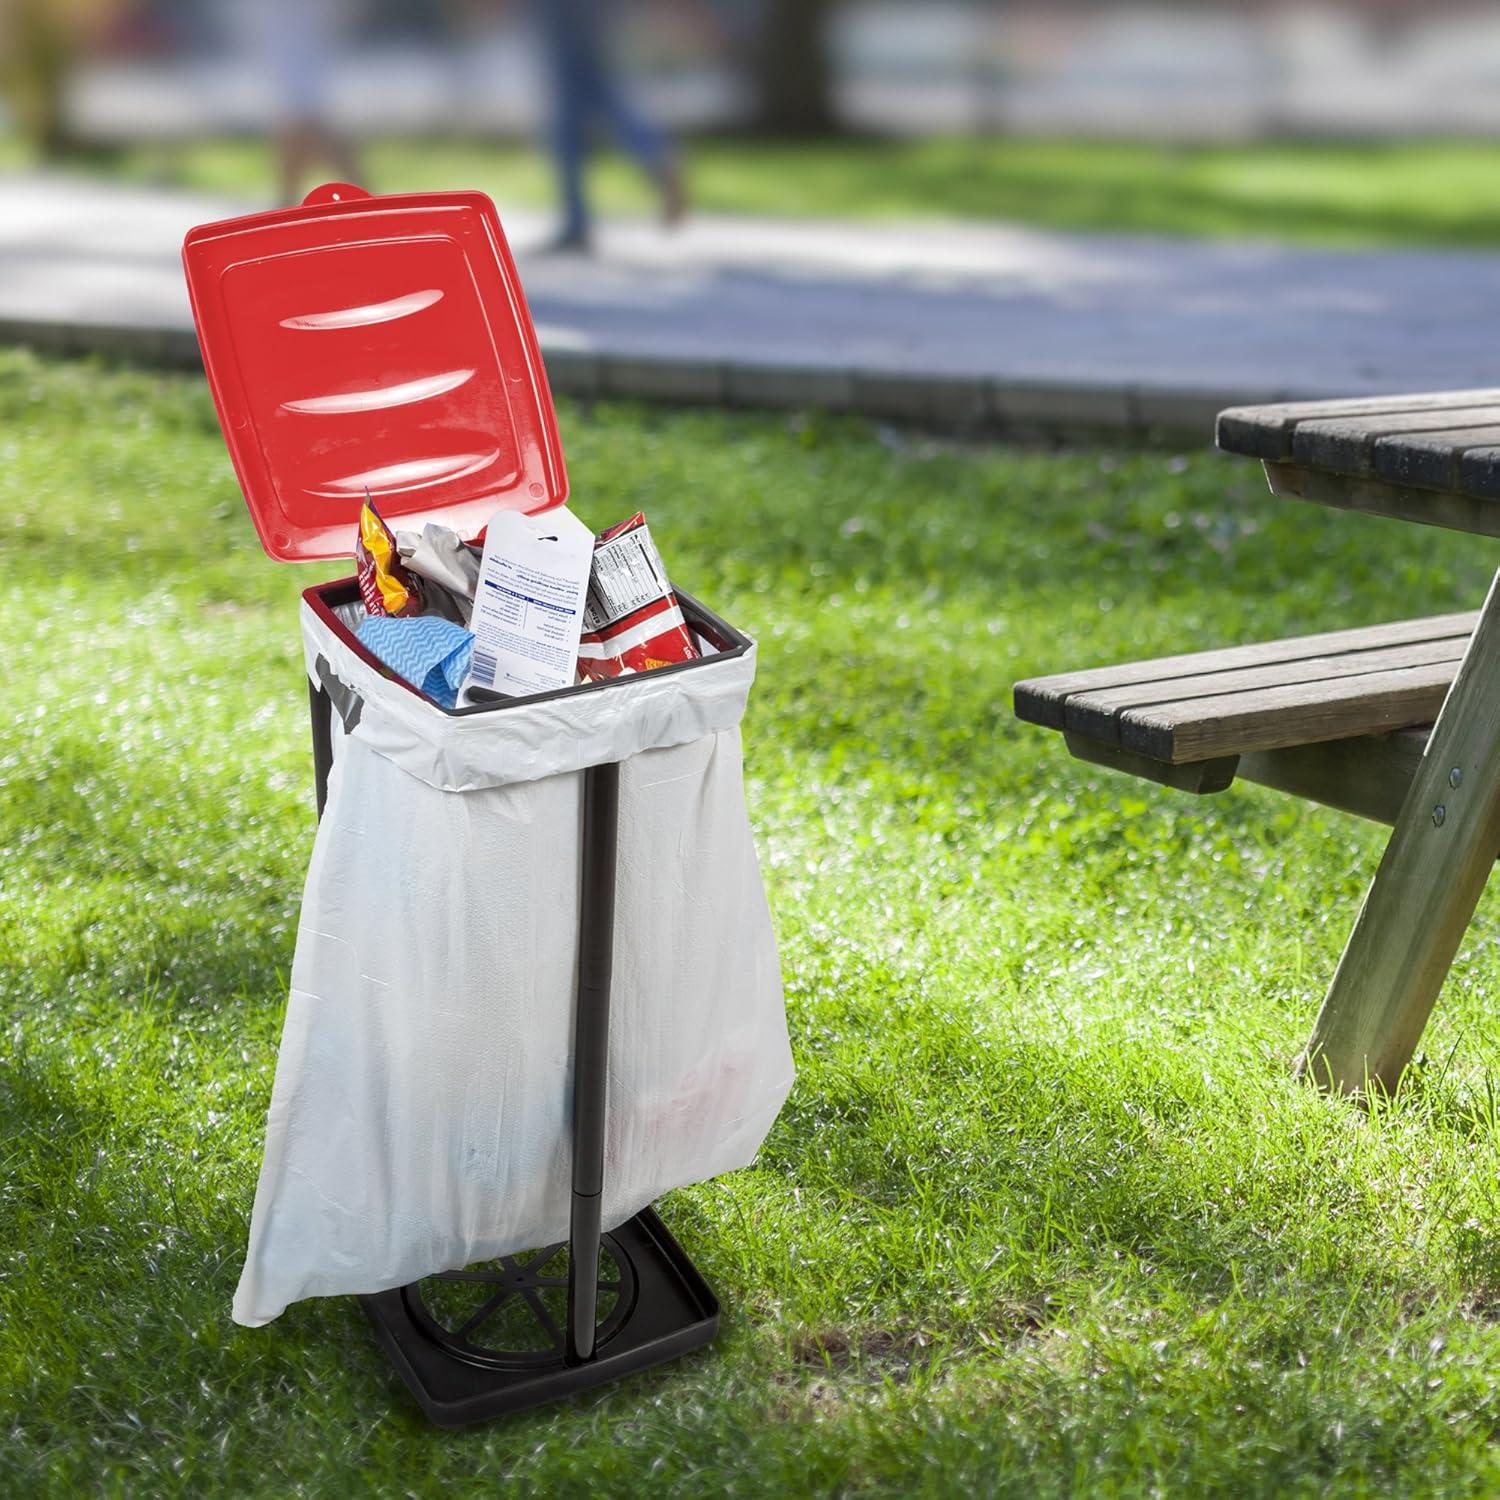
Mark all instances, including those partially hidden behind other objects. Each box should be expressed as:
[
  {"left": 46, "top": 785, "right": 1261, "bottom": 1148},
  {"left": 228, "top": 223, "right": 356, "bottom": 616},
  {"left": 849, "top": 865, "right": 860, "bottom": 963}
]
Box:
[{"left": 761, "top": 940, "right": 1431, "bottom": 1346}]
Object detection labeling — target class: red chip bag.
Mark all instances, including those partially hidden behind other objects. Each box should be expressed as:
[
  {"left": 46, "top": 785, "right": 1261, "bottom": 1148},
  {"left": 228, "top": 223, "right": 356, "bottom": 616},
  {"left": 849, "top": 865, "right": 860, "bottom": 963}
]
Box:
[{"left": 578, "top": 513, "right": 700, "bottom": 681}]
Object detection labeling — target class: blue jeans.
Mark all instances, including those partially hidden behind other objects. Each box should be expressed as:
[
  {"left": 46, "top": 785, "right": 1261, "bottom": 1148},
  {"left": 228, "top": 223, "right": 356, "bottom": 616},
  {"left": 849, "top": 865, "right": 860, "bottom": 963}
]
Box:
[{"left": 533, "top": 0, "right": 670, "bottom": 239}]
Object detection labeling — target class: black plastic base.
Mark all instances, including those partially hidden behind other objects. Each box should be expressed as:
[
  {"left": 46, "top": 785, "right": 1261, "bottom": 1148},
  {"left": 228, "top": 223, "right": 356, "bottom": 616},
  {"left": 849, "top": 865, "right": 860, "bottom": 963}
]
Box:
[{"left": 360, "top": 1208, "right": 718, "bottom": 1427}]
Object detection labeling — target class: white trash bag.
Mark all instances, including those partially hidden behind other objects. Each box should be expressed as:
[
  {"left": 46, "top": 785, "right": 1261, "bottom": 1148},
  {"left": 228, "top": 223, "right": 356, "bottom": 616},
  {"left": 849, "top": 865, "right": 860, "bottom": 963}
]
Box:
[{"left": 232, "top": 599, "right": 794, "bottom": 1327}]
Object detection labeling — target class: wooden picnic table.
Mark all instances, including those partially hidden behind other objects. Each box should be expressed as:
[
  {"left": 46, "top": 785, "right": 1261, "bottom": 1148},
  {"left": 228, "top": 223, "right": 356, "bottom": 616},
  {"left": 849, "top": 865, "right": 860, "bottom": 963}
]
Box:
[{"left": 1217, "top": 389, "right": 1500, "bottom": 1093}]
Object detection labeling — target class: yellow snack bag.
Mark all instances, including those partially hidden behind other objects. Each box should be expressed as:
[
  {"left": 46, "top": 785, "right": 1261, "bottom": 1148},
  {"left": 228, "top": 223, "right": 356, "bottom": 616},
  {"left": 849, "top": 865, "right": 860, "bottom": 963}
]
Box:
[{"left": 355, "top": 498, "right": 424, "bottom": 618}]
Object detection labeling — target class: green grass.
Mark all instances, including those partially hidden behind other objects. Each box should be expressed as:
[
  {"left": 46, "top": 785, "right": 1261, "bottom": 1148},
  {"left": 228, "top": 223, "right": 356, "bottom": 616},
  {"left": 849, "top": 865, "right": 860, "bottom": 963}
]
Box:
[
  {"left": 80, "top": 132, "right": 1500, "bottom": 247},
  {"left": 10, "top": 349, "right": 1500, "bottom": 1494}
]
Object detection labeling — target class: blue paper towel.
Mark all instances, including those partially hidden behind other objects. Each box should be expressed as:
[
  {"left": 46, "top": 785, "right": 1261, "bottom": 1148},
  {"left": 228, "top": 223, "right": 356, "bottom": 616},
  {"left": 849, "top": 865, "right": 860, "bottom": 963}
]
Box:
[{"left": 356, "top": 615, "right": 474, "bottom": 710}]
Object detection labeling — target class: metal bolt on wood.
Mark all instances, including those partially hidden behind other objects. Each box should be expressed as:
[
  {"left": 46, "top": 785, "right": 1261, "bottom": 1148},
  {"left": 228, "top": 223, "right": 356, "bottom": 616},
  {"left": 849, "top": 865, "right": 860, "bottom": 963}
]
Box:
[
  {"left": 1451, "top": 767, "right": 1464, "bottom": 788},
  {"left": 1434, "top": 804, "right": 1447, "bottom": 826}
]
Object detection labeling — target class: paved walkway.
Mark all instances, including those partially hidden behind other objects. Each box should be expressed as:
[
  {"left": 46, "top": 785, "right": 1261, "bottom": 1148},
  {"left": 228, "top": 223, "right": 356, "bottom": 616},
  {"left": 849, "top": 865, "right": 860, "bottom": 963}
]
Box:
[{"left": 5, "top": 173, "right": 1500, "bottom": 442}]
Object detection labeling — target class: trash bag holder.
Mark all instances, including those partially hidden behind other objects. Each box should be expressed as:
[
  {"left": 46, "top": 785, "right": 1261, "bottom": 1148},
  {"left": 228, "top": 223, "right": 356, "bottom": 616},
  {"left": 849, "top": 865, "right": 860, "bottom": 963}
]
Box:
[
  {"left": 305, "top": 577, "right": 752, "bottom": 1426},
  {"left": 182, "top": 184, "right": 780, "bottom": 1426}
]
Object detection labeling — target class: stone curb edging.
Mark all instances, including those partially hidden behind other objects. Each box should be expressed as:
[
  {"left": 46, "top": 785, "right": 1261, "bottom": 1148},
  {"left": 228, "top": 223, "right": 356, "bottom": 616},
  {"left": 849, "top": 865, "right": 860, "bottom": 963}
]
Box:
[{"left": 0, "top": 315, "right": 1280, "bottom": 445}]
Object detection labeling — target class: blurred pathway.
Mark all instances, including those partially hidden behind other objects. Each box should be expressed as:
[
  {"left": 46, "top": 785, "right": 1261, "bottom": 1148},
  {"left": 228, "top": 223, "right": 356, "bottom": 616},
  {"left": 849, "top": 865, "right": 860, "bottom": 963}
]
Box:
[{"left": 5, "top": 173, "right": 1500, "bottom": 442}]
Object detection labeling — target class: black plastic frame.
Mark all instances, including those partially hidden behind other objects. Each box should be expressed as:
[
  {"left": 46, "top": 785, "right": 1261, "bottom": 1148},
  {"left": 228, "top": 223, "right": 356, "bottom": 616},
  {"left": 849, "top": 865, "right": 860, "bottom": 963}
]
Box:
[{"left": 306, "top": 630, "right": 728, "bottom": 1426}]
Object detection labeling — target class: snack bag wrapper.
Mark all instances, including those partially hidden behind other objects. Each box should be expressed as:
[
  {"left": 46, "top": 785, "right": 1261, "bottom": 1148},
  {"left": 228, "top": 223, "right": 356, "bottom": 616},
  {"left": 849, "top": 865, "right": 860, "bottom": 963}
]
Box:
[
  {"left": 356, "top": 499, "right": 424, "bottom": 618},
  {"left": 578, "top": 513, "right": 700, "bottom": 681}
]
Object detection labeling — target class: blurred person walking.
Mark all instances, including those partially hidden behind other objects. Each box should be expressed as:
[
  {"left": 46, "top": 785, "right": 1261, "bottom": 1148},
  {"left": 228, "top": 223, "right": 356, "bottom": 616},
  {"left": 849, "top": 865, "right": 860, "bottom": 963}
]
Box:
[
  {"left": 529, "top": 0, "right": 686, "bottom": 252},
  {"left": 229, "top": 0, "right": 362, "bottom": 204}
]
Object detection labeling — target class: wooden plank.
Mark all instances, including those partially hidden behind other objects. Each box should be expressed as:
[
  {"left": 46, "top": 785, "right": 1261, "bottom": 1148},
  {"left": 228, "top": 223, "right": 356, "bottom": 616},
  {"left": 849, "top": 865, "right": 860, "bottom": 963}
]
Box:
[
  {"left": 1012, "top": 611, "right": 1477, "bottom": 731},
  {"left": 1301, "top": 565, "right": 1500, "bottom": 1095},
  {"left": 1292, "top": 406, "right": 1500, "bottom": 477},
  {"left": 1119, "top": 659, "right": 1457, "bottom": 763},
  {"left": 1371, "top": 424, "right": 1500, "bottom": 493},
  {"left": 1238, "top": 728, "right": 1429, "bottom": 827},
  {"left": 1216, "top": 390, "right": 1500, "bottom": 462},
  {"left": 1064, "top": 633, "right": 1469, "bottom": 748},
  {"left": 1067, "top": 721, "right": 1433, "bottom": 824},
  {"left": 1458, "top": 446, "right": 1500, "bottom": 501},
  {"left": 1263, "top": 461, "right": 1500, "bottom": 538},
  {"left": 1062, "top": 732, "right": 1239, "bottom": 794}
]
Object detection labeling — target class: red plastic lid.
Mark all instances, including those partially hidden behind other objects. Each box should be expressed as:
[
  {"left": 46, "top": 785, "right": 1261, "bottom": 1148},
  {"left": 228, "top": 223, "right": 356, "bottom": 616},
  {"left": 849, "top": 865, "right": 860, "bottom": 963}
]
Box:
[{"left": 182, "top": 183, "right": 567, "bottom": 563}]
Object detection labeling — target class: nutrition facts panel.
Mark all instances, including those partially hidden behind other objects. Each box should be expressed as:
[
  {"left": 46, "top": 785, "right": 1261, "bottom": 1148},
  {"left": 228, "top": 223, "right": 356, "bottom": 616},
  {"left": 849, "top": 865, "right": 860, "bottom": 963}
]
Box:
[{"left": 585, "top": 523, "right": 670, "bottom": 629}]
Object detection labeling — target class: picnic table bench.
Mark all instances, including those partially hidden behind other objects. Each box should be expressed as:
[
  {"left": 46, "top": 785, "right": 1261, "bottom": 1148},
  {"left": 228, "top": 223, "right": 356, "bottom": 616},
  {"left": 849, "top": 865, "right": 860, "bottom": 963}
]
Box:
[{"left": 1016, "top": 389, "right": 1500, "bottom": 1095}]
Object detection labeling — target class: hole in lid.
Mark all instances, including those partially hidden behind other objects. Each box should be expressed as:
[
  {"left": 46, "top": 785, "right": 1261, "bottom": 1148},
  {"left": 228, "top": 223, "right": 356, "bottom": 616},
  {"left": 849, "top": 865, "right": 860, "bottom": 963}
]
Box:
[{"left": 529, "top": 482, "right": 545, "bottom": 498}]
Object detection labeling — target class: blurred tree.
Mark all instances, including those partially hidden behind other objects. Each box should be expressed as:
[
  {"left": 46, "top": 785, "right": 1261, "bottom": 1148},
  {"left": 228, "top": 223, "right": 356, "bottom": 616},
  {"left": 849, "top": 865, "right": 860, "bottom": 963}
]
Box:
[
  {"left": 1, "top": 0, "right": 120, "bottom": 158},
  {"left": 751, "top": 0, "right": 838, "bottom": 136}
]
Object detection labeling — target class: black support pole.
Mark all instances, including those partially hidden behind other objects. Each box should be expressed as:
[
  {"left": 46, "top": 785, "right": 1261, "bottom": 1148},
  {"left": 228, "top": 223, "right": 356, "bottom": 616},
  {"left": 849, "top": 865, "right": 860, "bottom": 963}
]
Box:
[{"left": 567, "top": 760, "right": 620, "bottom": 1364}]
